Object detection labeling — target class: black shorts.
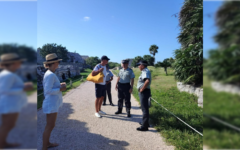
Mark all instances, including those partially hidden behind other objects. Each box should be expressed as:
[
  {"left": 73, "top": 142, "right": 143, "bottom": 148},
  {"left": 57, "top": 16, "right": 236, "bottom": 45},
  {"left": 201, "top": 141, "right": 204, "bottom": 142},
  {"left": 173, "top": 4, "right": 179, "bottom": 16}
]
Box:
[{"left": 95, "top": 84, "right": 106, "bottom": 98}]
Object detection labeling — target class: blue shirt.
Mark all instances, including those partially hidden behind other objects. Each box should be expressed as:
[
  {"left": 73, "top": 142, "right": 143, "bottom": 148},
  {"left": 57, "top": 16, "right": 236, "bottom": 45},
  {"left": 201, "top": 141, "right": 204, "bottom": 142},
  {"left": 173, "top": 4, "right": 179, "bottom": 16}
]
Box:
[{"left": 106, "top": 70, "right": 113, "bottom": 81}]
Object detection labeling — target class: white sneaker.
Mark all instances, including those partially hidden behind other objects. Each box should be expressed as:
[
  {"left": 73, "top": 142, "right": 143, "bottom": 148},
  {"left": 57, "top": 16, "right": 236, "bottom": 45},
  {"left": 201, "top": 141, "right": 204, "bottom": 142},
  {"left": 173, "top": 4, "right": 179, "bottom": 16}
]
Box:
[
  {"left": 95, "top": 112, "right": 101, "bottom": 118},
  {"left": 98, "top": 110, "right": 106, "bottom": 115}
]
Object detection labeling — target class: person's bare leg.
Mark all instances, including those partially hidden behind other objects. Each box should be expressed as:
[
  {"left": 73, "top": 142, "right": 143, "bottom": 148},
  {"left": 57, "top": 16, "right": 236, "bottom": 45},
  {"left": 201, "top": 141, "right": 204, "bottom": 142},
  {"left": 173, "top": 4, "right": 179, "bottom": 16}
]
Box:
[
  {"left": 95, "top": 98, "right": 101, "bottom": 112},
  {"left": 42, "top": 113, "right": 58, "bottom": 150},
  {"left": 0, "top": 113, "right": 19, "bottom": 149},
  {"left": 98, "top": 96, "right": 104, "bottom": 111}
]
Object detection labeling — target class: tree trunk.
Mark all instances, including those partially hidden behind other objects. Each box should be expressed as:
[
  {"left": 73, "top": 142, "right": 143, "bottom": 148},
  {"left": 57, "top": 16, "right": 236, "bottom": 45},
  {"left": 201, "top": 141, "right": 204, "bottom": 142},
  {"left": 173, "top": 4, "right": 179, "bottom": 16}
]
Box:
[{"left": 165, "top": 67, "right": 168, "bottom": 75}]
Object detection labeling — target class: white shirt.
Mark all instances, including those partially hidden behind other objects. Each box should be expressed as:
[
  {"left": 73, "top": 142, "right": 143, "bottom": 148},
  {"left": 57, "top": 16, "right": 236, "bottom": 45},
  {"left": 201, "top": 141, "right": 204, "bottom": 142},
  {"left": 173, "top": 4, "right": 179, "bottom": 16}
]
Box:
[
  {"left": 93, "top": 64, "right": 106, "bottom": 85},
  {"left": 0, "top": 70, "right": 27, "bottom": 114},
  {"left": 42, "top": 70, "right": 63, "bottom": 114}
]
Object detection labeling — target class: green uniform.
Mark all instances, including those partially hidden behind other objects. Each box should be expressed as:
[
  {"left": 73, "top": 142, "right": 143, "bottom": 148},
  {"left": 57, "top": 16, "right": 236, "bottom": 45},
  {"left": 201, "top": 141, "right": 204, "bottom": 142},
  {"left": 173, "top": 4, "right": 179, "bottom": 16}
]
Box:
[
  {"left": 118, "top": 68, "right": 135, "bottom": 83},
  {"left": 137, "top": 68, "right": 151, "bottom": 90}
]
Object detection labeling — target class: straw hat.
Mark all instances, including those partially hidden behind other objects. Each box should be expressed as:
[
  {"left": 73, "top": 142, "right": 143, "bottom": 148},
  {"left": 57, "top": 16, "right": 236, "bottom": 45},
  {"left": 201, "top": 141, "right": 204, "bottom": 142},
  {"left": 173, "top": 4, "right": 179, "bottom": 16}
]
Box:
[
  {"left": 0, "top": 53, "right": 26, "bottom": 65},
  {"left": 43, "top": 53, "right": 62, "bottom": 64}
]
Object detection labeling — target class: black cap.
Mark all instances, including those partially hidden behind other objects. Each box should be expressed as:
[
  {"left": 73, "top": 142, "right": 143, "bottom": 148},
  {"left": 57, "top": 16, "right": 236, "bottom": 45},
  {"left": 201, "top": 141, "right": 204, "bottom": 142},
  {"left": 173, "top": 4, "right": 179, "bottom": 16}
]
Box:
[
  {"left": 136, "top": 60, "right": 148, "bottom": 66},
  {"left": 101, "top": 55, "right": 110, "bottom": 61},
  {"left": 122, "top": 59, "right": 129, "bottom": 64}
]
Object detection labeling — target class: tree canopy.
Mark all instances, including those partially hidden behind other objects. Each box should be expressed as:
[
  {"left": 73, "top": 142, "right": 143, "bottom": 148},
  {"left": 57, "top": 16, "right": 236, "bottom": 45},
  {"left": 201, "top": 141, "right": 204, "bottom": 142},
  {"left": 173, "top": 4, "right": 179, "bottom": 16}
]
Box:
[
  {"left": 86, "top": 56, "right": 101, "bottom": 69},
  {"left": 38, "top": 43, "right": 69, "bottom": 62},
  {"left": 0, "top": 44, "right": 36, "bottom": 63}
]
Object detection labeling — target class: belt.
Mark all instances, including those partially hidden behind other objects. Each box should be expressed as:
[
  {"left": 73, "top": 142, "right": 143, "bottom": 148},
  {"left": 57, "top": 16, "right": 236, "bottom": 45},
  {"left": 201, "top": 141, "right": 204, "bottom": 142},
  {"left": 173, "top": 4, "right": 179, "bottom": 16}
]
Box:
[{"left": 118, "top": 82, "right": 130, "bottom": 85}]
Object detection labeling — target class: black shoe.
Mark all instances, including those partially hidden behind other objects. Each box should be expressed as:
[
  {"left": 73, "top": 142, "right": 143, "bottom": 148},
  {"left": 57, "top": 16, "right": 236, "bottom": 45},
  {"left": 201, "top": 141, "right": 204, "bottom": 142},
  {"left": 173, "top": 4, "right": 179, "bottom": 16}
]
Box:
[
  {"left": 115, "top": 110, "right": 122, "bottom": 114},
  {"left": 127, "top": 113, "right": 131, "bottom": 117},
  {"left": 136, "top": 126, "right": 148, "bottom": 131},
  {"left": 139, "top": 122, "right": 150, "bottom": 127},
  {"left": 102, "top": 103, "right": 106, "bottom": 106},
  {"left": 110, "top": 103, "right": 114, "bottom": 106}
]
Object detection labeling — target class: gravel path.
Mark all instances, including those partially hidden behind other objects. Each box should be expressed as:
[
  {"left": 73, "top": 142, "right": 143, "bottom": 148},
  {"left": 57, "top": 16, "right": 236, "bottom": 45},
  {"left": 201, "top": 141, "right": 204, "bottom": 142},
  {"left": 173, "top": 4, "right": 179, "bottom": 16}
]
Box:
[
  {"left": 37, "top": 76, "right": 174, "bottom": 150},
  {"left": 0, "top": 92, "right": 37, "bottom": 149}
]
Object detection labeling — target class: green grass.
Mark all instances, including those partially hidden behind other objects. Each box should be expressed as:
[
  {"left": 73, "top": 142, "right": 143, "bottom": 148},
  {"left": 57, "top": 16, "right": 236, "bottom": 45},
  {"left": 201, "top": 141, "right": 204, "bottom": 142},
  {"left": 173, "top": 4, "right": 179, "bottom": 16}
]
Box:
[
  {"left": 113, "top": 66, "right": 203, "bottom": 150},
  {"left": 37, "top": 69, "right": 92, "bottom": 109},
  {"left": 203, "top": 70, "right": 240, "bottom": 149}
]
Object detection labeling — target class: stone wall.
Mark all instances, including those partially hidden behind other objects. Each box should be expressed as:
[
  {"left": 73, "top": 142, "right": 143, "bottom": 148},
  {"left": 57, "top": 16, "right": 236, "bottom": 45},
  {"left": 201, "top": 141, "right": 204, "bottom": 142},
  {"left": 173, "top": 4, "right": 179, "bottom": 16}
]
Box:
[
  {"left": 211, "top": 82, "right": 240, "bottom": 95},
  {"left": 177, "top": 82, "right": 203, "bottom": 107},
  {"left": 37, "top": 62, "right": 82, "bottom": 90}
]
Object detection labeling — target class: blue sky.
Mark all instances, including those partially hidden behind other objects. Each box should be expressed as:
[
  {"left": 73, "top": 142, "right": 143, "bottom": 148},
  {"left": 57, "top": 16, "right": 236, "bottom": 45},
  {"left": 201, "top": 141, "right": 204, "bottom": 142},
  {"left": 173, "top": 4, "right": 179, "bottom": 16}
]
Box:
[
  {"left": 203, "top": 0, "right": 224, "bottom": 58},
  {"left": 0, "top": 1, "right": 37, "bottom": 50},
  {"left": 38, "top": 0, "right": 185, "bottom": 63},
  {"left": 0, "top": 0, "right": 221, "bottom": 62}
]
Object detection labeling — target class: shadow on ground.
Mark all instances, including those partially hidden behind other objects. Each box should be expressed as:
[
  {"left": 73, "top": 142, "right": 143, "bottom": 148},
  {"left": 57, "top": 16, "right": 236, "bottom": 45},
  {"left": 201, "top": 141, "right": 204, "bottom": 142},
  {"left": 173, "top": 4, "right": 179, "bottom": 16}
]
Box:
[{"left": 38, "top": 103, "right": 130, "bottom": 150}]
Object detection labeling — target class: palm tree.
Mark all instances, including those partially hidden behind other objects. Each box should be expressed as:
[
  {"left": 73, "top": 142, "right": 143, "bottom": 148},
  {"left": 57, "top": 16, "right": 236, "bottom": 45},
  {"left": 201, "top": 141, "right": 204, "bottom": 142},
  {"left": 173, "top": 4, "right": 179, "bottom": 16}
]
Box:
[{"left": 149, "top": 45, "right": 159, "bottom": 64}]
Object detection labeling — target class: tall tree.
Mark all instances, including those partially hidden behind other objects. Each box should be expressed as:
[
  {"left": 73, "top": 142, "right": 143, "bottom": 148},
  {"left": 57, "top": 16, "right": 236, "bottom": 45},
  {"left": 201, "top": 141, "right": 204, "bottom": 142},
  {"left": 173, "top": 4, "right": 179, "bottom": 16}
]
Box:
[
  {"left": 173, "top": 0, "right": 203, "bottom": 85},
  {"left": 131, "top": 56, "right": 143, "bottom": 67},
  {"left": 206, "top": 1, "right": 240, "bottom": 84},
  {"left": 143, "top": 55, "right": 154, "bottom": 66},
  {"left": 149, "top": 45, "right": 158, "bottom": 64},
  {"left": 39, "top": 43, "right": 69, "bottom": 62},
  {"left": 86, "top": 56, "right": 100, "bottom": 69},
  {"left": 0, "top": 44, "right": 36, "bottom": 63}
]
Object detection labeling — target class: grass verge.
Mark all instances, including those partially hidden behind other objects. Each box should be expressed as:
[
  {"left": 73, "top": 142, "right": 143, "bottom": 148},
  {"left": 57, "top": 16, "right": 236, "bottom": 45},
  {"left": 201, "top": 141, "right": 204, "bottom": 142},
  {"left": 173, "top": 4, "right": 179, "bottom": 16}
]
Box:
[
  {"left": 37, "top": 69, "right": 92, "bottom": 109},
  {"left": 113, "top": 66, "right": 203, "bottom": 150}
]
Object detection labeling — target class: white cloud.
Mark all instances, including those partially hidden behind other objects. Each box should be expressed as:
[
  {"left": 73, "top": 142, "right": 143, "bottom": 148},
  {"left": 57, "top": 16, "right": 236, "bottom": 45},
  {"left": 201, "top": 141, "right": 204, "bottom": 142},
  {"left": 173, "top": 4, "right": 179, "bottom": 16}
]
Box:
[{"left": 83, "top": 16, "right": 90, "bottom": 22}]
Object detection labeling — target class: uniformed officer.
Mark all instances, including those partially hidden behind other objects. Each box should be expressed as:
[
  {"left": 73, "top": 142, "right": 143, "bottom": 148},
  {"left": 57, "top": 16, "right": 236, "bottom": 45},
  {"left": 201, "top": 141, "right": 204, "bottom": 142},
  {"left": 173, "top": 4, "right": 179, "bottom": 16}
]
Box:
[
  {"left": 136, "top": 60, "right": 151, "bottom": 131},
  {"left": 103, "top": 64, "right": 114, "bottom": 106},
  {"left": 115, "top": 59, "right": 135, "bottom": 117}
]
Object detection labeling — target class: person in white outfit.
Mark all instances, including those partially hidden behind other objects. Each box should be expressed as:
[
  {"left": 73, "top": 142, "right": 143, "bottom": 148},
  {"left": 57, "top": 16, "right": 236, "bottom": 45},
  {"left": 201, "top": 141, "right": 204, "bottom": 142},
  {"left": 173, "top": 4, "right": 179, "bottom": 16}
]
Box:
[
  {"left": 0, "top": 53, "right": 33, "bottom": 149},
  {"left": 92, "top": 55, "right": 109, "bottom": 118},
  {"left": 41, "top": 53, "right": 66, "bottom": 150}
]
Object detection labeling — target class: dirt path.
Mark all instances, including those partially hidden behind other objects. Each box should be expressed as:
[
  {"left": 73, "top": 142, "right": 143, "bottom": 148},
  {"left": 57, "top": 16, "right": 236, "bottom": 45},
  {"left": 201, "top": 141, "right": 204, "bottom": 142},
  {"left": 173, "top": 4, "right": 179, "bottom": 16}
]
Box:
[{"left": 37, "top": 76, "right": 174, "bottom": 150}]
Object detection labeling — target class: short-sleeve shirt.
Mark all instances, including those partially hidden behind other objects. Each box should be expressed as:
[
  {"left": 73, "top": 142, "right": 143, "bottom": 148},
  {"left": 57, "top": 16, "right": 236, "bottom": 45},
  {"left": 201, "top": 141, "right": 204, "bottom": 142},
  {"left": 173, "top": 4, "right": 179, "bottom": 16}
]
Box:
[
  {"left": 106, "top": 70, "right": 113, "bottom": 81},
  {"left": 118, "top": 68, "right": 135, "bottom": 83},
  {"left": 137, "top": 68, "right": 151, "bottom": 90},
  {"left": 93, "top": 64, "right": 107, "bottom": 85}
]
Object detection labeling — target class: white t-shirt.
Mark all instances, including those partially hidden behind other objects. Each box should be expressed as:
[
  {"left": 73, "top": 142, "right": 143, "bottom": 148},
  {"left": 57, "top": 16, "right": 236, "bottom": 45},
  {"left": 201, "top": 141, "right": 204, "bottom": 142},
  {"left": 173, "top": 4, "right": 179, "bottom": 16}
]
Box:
[{"left": 93, "top": 64, "right": 106, "bottom": 85}]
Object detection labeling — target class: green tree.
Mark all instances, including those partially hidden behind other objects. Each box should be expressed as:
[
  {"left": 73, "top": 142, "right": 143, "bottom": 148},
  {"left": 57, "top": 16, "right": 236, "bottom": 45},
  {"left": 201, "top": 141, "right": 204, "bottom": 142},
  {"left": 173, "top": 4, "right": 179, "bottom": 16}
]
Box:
[
  {"left": 206, "top": 1, "right": 240, "bottom": 84},
  {"left": 0, "top": 44, "right": 36, "bottom": 63},
  {"left": 131, "top": 56, "right": 143, "bottom": 67},
  {"left": 149, "top": 45, "right": 158, "bottom": 64},
  {"left": 86, "top": 56, "right": 100, "bottom": 69},
  {"left": 155, "top": 59, "right": 171, "bottom": 75},
  {"left": 173, "top": 0, "right": 203, "bottom": 85},
  {"left": 38, "top": 43, "right": 69, "bottom": 62},
  {"left": 168, "top": 57, "right": 175, "bottom": 67},
  {"left": 143, "top": 55, "right": 154, "bottom": 66},
  {"left": 108, "top": 62, "right": 120, "bottom": 69}
]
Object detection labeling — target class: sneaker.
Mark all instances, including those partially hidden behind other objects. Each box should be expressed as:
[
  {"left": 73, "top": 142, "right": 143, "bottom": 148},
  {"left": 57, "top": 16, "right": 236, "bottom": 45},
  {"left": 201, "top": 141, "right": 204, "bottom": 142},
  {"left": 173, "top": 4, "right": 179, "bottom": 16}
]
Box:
[
  {"left": 99, "top": 110, "right": 106, "bottom": 115},
  {"left": 95, "top": 112, "right": 101, "bottom": 118}
]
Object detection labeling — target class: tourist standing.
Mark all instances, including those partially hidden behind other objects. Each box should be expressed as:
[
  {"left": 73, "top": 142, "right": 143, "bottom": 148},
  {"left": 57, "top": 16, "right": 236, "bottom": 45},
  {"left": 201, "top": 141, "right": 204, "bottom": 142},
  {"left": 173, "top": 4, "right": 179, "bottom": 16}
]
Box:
[
  {"left": 115, "top": 59, "right": 135, "bottom": 117},
  {"left": 103, "top": 64, "right": 114, "bottom": 106},
  {"left": 0, "top": 53, "right": 33, "bottom": 148},
  {"left": 92, "top": 55, "right": 110, "bottom": 118},
  {"left": 42, "top": 53, "right": 66, "bottom": 150},
  {"left": 136, "top": 60, "right": 151, "bottom": 131}
]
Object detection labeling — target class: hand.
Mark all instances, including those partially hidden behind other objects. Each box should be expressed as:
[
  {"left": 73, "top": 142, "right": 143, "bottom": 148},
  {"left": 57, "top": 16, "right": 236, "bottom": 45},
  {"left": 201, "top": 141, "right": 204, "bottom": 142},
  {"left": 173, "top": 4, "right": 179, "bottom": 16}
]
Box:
[
  {"left": 129, "top": 88, "right": 133, "bottom": 93},
  {"left": 23, "top": 82, "right": 34, "bottom": 91},
  {"left": 99, "top": 68, "right": 104, "bottom": 72},
  {"left": 61, "top": 82, "right": 66, "bottom": 86},
  {"left": 60, "top": 85, "right": 66, "bottom": 91},
  {"left": 115, "top": 85, "right": 118, "bottom": 91},
  {"left": 140, "top": 88, "right": 144, "bottom": 93}
]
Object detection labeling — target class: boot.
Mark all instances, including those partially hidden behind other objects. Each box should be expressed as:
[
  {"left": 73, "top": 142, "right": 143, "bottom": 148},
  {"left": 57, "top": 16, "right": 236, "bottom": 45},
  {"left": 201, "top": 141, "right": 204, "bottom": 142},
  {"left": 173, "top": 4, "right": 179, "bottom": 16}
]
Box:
[
  {"left": 115, "top": 109, "right": 122, "bottom": 114},
  {"left": 127, "top": 108, "right": 131, "bottom": 117}
]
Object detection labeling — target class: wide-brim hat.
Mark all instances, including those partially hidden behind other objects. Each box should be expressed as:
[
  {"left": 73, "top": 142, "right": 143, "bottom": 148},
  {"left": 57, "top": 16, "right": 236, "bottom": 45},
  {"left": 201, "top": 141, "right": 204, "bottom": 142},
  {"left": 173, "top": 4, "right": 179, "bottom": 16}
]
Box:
[
  {"left": 0, "top": 53, "right": 26, "bottom": 65},
  {"left": 43, "top": 53, "right": 62, "bottom": 64}
]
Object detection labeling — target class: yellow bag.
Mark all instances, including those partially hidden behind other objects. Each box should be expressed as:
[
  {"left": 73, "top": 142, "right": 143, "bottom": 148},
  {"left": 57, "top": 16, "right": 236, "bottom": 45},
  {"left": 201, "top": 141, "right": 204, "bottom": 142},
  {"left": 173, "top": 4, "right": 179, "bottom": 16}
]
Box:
[{"left": 87, "top": 72, "right": 104, "bottom": 83}]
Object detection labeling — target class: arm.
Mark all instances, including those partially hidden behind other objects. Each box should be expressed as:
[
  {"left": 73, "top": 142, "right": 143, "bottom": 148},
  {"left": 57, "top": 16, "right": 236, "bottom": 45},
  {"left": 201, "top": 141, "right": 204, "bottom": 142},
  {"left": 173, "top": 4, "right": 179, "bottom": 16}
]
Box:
[
  {"left": 115, "top": 77, "right": 120, "bottom": 91},
  {"left": 44, "top": 74, "right": 61, "bottom": 95},
  {"left": 91, "top": 65, "right": 103, "bottom": 76},
  {"left": 129, "top": 78, "right": 134, "bottom": 93},
  {"left": 140, "top": 79, "right": 150, "bottom": 92},
  {"left": 0, "top": 74, "right": 24, "bottom": 95}
]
